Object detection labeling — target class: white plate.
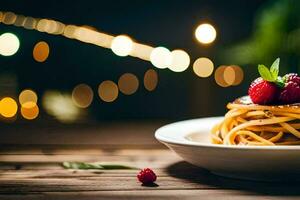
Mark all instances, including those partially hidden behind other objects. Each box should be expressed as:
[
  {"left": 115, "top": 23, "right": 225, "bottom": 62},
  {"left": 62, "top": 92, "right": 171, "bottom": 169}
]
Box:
[{"left": 155, "top": 117, "right": 300, "bottom": 181}]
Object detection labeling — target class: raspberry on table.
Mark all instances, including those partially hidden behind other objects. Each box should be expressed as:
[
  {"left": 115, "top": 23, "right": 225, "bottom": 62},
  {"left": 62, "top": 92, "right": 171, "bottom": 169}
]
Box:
[{"left": 137, "top": 168, "right": 157, "bottom": 184}]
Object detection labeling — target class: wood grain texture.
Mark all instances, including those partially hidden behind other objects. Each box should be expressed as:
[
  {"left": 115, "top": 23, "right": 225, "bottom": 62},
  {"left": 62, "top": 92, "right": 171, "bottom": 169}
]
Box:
[
  {"left": 1, "top": 190, "right": 299, "bottom": 200},
  {"left": 0, "top": 123, "right": 300, "bottom": 199},
  {"left": 1, "top": 147, "right": 300, "bottom": 198}
]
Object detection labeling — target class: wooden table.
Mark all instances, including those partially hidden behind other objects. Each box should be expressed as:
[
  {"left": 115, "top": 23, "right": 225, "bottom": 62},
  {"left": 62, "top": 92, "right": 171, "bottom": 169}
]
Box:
[{"left": 0, "top": 122, "right": 300, "bottom": 199}]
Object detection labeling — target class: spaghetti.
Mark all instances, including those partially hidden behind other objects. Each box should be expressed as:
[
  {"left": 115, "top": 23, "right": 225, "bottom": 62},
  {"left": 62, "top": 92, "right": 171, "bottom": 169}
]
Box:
[{"left": 211, "top": 96, "right": 300, "bottom": 146}]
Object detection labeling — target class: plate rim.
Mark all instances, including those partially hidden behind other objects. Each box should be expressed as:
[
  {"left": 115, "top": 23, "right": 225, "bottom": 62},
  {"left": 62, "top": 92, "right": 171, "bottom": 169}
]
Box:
[{"left": 155, "top": 116, "right": 300, "bottom": 150}]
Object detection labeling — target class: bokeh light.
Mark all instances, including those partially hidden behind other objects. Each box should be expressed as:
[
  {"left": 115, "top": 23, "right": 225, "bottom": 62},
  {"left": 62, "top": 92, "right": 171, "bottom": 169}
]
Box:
[
  {"left": 14, "top": 15, "right": 26, "bottom": 27},
  {"left": 21, "top": 102, "right": 39, "bottom": 120},
  {"left": 0, "top": 11, "right": 198, "bottom": 69},
  {"left": 150, "top": 47, "right": 172, "bottom": 69},
  {"left": 23, "top": 17, "right": 37, "bottom": 30},
  {"left": 63, "top": 25, "right": 78, "bottom": 38},
  {"left": 0, "top": 12, "right": 3, "bottom": 22},
  {"left": 193, "top": 57, "right": 214, "bottom": 77},
  {"left": 0, "top": 97, "right": 18, "bottom": 118},
  {"left": 223, "top": 66, "right": 236, "bottom": 86},
  {"left": 33, "top": 41, "right": 50, "bottom": 62},
  {"left": 52, "top": 21, "right": 65, "bottom": 35},
  {"left": 144, "top": 69, "right": 158, "bottom": 91},
  {"left": 73, "top": 27, "right": 94, "bottom": 42},
  {"left": 42, "top": 91, "right": 81, "bottom": 123},
  {"left": 111, "top": 35, "right": 133, "bottom": 56},
  {"left": 118, "top": 73, "right": 139, "bottom": 95},
  {"left": 214, "top": 65, "right": 244, "bottom": 87},
  {"left": 72, "top": 84, "right": 94, "bottom": 108},
  {"left": 98, "top": 81, "right": 119, "bottom": 102},
  {"left": 231, "top": 65, "right": 244, "bottom": 86},
  {"left": 195, "top": 23, "right": 217, "bottom": 44},
  {"left": 36, "top": 19, "right": 50, "bottom": 32},
  {"left": 0, "top": 33, "right": 20, "bottom": 56},
  {"left": 19, "top": 89, "right": 38, "bottom": 106},
  {"left": 169, "top": 49, "right": 190, "bottom": 72},
  {"left": 214, "top": 65, "right": 229, "bottom": 87},
  {"left": 131, "top": 43, "right": 153, "bottom": 61},
  {"left": 2, "top": 12, "right": 17, "bottom": 25}
]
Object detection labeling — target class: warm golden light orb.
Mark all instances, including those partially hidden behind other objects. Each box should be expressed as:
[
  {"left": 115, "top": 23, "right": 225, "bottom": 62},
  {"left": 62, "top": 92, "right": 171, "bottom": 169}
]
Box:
[
  {"left": 98, "top": 81, "right": 119, "bottom": 102},
  {"left": 193, "top": 57, "right": 214, "bottom": 78},
  {"left": 111, "top": 35, "right": 133, "bottom": 56},
  {"left": 33, "top": 41, "right": 50, "bottom": 62},
  {"left": 0, "top": 33, "right": 20, "bottom": 56},
  {"left": 231, "top": 65, "right": 244, "bottom": 86},
  {"left": 195, "top": 23, "right": 217, "bottom": 44},
  {"left": 72, "top": 84, "right": 94, "bottom": 108},
  {"left": 118, "top": 73, "right": 139, "bottom": 95},
  {"left": 0, "top": 97, "right": 18, "bottom": 118},
  {"left": 2, "top": 12, "right": 17, "bottom": 25},
  {"left": 169, "top": 50, "right": 190, "bottom": 72},
  {"left": 214, "top": 65, "right": 229, "bottom": 87},
  {"left": 19, "top": 89, "right": 38, "bottom": 106},
  {"left": 150, "top": 47, "right": 172, "bottom": 69},
  {"left": 21, "top": 103, "right": 39, "bottom": 120},
  {"left": 223, "top": 66, "right": 236, "bottom": 86},
  {"left": 144, "top": 69, "right": 158, "bottom": 91}
]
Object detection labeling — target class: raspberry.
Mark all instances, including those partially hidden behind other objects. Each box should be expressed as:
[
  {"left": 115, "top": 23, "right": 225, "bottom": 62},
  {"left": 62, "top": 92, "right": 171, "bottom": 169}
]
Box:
[
  {"left": 248, "top": 77, "right": 279, "bottom": 105},
  {"left": 279, "top": 81, "right": 300, "bottom": 104},
  {"left": 137, "top": 168, "right": 157, "bottom": 184}
]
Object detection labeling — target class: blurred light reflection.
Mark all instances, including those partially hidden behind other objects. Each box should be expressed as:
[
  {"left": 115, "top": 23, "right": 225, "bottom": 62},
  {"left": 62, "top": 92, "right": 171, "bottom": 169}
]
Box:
[
  {"left": 169, "top": 49, "right": 190, "bottom": 72},
  {"left": 72, "top": 84, "right": 94, "bottom": 108},
  {"left": 43, "top": 91, "right": 81, "bottom": 123},
  {"left": 111, "top": 35, "right": 133, "bottom": 56},
  {"left": 0, "top": 33, "right": 20, "bottom": 56},
  {"left": 33, "top": 41, "right": 50, "bottom": 62},
  {"left": 195, "top": 23, "right": 217, "bottom": 44},
  {"left": 150, "top": 47, "right": 172, "bottom": 69},
  {"left": 98, "top": 81, "right": 119, "bottom": 102},
  {"left": 21, "top": 102, "right": 39, "bottom": 120},
  {"left": 118, "top": 73, "right": 139, "bottom": 95},
  {"left": 144, "top": 69, "right": 158, "bottom": 91},
  {"left": 0, "top": 97, "right": 18, "bottom": 118},
  {"left": 19, "top": 89, "right": 38, "bottom": 106},
  {"left": 193, "top": 57, "right": 214, "bottom": 78}
]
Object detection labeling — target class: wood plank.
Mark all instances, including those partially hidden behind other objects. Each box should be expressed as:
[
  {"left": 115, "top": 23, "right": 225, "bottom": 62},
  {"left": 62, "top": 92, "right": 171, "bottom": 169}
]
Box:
[
  {"left": 0, "top": 190, "right": 300, "bottom": 200},
  {"left": 1, "top": 165, "right": 300, "bottom": 194},
  {"left": 0, "top": 177, "right": 215, "bottom": 193},
  {"left": 1, "top": 146, "right": 300, "bottom": 199}
]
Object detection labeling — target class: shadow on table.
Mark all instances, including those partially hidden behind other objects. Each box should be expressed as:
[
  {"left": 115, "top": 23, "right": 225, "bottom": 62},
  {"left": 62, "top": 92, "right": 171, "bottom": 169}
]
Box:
[{"left": 166, "top": 161, "right": 300, "bottom": 196}]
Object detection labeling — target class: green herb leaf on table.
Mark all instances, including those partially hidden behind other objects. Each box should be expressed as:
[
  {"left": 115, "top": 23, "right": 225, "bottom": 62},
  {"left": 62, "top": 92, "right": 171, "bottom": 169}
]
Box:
[
  {"left": 270, "top": 58, "right": 280, "bottom": 80},
  {"left": 62, "top": 162, "right": 139, "bottom": 170},
  {"left": 258, "top": 64, "right": 276, "bottom": 82}
]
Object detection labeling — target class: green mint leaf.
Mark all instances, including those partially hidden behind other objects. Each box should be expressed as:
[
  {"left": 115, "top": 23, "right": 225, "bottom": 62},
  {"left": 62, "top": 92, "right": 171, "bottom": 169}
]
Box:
[
  {"left": 270, "top": 58, "right": 280, "bottom": 80},
  {"left": 258, "top": 64, "right": 275, "bottom": 82},
  {"left": 62, "top": 162, "right": 138, "bottom": 170},
  {"left": 63, "top": 162, "right": 104, "bottom": 169}
]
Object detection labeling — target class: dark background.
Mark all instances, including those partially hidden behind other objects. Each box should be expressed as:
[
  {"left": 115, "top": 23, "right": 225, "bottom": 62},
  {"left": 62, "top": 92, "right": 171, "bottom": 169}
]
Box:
[{"left": 0, "top": 0, "right": 284, "bottom": 123}]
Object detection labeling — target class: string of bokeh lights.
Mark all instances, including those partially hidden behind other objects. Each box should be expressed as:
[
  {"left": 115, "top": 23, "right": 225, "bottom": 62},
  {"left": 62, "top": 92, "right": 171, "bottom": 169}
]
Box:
[
  {"left": 0, "top": 11, "right": 244, "bottom": 122},
  {"left": 0, "top": 68, "right": 158, "bottom": 122}
]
